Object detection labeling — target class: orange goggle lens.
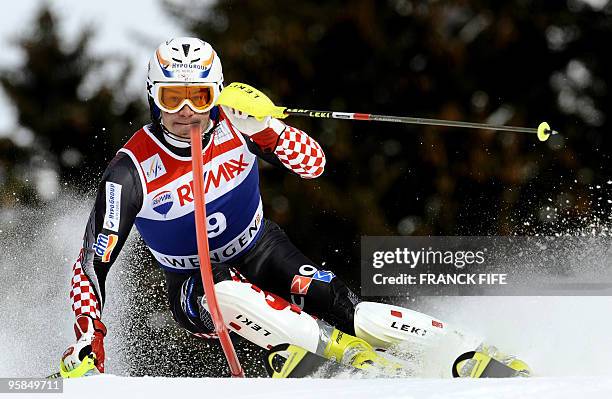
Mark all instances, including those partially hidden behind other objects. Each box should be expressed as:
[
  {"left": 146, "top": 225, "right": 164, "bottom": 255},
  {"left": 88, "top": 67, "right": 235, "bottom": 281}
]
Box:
[{"left": 157, "top": 85, "right": 214, "bottom": 112}]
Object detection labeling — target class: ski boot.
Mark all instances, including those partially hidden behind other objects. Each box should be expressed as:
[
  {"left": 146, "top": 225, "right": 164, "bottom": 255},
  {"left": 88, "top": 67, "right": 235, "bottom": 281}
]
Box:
[{"left": 324, "top": 328, "right": 405, "bottom": 374}]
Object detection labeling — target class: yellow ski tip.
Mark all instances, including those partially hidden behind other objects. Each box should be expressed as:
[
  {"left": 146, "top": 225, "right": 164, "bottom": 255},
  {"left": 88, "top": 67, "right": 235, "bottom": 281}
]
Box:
[
  {"left": 216, "top": 82, "right": 287, "bottom": 119},
  {"left": 537, "top": 121, "right": 552, "bottom": 142},
  {"left": 508, "top": 358, "right": 532, "bottom": 377},
  {"left": 59, "top": 354, "right": 96, "bottom": 378}
]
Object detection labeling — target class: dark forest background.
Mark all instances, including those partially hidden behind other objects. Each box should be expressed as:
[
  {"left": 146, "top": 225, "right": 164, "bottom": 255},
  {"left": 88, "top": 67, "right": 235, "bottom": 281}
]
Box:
[{"left": 1, "top": 0, "right": 611, "bottom": 377}]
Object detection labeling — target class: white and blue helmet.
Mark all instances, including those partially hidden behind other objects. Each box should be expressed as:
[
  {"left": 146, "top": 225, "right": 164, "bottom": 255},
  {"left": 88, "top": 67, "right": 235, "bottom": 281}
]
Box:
[{"left": 147, "top": 37, "right": 224, "bottom": 121}]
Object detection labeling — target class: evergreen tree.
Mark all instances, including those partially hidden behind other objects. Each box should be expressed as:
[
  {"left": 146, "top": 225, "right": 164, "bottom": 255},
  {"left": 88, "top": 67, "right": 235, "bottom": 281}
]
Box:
[
  {"left": 161, "top": 0, "right": 612, "bottom": 243},
  {"left": 0, "top": 6, "right": 147, "bottom": 193},
  {"left": 0, "top": 138, "right": 31, "bottom": 207}
]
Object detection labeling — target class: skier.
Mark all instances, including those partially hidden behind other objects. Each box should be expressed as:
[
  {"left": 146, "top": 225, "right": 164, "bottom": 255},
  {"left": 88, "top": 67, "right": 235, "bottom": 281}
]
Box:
[{"left": 60, "top": 37, "right": 527, "bottom": 378}]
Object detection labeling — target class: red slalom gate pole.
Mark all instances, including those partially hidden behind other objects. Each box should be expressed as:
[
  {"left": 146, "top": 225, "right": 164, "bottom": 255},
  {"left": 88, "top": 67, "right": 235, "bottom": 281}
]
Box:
[{"left": 189, "top": 125, "right": 244, "bottom": 378}]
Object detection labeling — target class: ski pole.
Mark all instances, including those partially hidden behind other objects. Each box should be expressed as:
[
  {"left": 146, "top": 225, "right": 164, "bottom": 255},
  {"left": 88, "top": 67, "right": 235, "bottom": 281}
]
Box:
[
  {"left": 282, "top": 109, "right": 557, "bottom": 141},
  {"left": 216, "top": 82, "right": 559, "bottom": 142}
]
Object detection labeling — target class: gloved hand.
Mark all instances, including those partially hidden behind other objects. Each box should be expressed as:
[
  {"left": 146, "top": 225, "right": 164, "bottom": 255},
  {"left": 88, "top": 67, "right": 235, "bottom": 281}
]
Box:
[
  {"left": 61, "top": 315, "right": 107, "bottom": 375},
  {"left": 221, "top": 105, "right": 279, "bottom": 136}
]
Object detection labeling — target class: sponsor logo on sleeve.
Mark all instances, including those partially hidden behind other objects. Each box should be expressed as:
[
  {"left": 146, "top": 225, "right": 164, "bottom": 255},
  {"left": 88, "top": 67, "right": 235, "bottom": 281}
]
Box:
[
  {"left": 290, "top": 275, "right": 312, "bottom": 295},
  {"left": 103, "top": 182, "right": 121, "bottom": 232},
  {"left": 93, "top": 233, "right": 119, "bottom": 263},
  {"left": 141, "top": 153, "right": 167, "bottom": 183}
]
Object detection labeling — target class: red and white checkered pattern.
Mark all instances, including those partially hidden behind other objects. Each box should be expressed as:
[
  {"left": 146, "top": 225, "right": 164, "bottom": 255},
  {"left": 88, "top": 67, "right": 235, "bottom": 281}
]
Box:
[
  {"left": 275, "top": 126, "right": 325, "bottom": 179},
  {"left": 70, "top": 251, "right": 101, "bottom": 319}
]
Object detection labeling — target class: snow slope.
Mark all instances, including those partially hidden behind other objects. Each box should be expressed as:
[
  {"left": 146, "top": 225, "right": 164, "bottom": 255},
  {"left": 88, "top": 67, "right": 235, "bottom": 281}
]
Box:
[
  {"left": 2, "top": 195, "right": 612, "bottom": 397},
  {"left": 55, "top": 375, "right": 612, "bottom": 399}
]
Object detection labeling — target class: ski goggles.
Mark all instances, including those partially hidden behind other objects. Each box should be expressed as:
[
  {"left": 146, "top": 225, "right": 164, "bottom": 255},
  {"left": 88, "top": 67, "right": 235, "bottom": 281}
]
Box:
[{"left": 153, "top": 83, "right": 217, "bottom": 114}]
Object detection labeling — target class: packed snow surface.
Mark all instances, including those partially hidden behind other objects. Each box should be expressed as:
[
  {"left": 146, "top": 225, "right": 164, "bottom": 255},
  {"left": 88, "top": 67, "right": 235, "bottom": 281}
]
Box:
[
  {"left": 59, "top": 375, "right": 612, "bottom": 399},
  {"left": 2, "top": 195, "right": 612, "bottom": 397}
]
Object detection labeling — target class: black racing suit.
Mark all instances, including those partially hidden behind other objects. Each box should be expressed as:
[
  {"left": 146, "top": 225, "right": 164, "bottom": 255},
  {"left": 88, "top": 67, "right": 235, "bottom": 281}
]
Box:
[{"left": 75, "top": 121, "right": 359, "bottom": 340}]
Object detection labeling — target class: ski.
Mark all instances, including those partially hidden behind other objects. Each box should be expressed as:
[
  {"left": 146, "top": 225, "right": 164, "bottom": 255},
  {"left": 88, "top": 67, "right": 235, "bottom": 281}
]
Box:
[
  {"left": 265, "top": 343, "right": 531, "bottom": 379},
  {"left": 46, "top": 354, "right": 98, "bottom": 379},
  {"left": 46, "top": 372, "right": 62, "bottom": 380},
  {"left": 452, "top": 348, "right": 532, "bottom": 378},
  {"left": 264, "top": 343, "right": 368, "bottom": 378}
]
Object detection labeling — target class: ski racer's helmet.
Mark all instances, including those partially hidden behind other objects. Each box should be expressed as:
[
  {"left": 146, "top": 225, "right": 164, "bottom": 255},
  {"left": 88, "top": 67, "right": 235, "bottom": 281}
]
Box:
[{"left": 147, "top": 37, "right": 224, "bottom": 122}]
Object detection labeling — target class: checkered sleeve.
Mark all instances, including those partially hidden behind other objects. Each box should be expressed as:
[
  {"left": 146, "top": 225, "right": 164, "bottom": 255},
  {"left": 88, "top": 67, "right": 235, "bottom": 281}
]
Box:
[
  {"left": 70, "top": 250, "right": 101, "bottom": 319},
  {"left": 67, "top": 152, "right": 143, "bottom": 322},
  {"left": 274, "top": 125, "right": 326, "bottom": 179}
]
